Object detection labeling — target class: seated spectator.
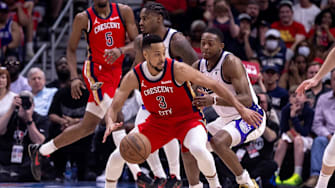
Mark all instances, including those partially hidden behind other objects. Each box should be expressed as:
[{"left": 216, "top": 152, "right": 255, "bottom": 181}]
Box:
[
  {"left": 307, "top": 9, "right": 335, "bottom": 59},
  {"left": 293, "top": 0, "right": 320, "bottom": 33},
  {"left": 271, "top": 0, "right": 306, "bottom": 51},
  {"left": 233, "top": 91, "right": 279, "bottom": 188},
  {"left": 305, "top": 62, "right": 331, "bottom": 108},
  {"left": 0, "top": 68, "right": 16, "bottom": 117},
  {"left": 0, "top": 2, "right": 21, "bottom": 61},
  {"left": 203, "top": 0, "right": 214, "bottom": 25},
  {"left": 294, "top": 40, "right": 314, "bottom": 63},
  {"left": 46, "top": 56, "right": 70, "bottom": 89},
  {"left": 262, "top": 65, "right": 289, "bottom": 119},
  {"left": 0, "top": 90, "right": 49, "bottom": 182},
  {"left": 48, "top": 70, "right": 91, "bottom": 181},
  {"left": 258, "top": 0, "right": 278, "bottom": 24},
  {"left": 188, "top": 20, "right": 207, "bottom": 59},
  {"left": 27, "top": 67, "right": 57, "bottom": 116},
  {"left": 256, "top": 19, "right": 270, "bottom": 49},
  {"left": 246, "top": 0, "right": 260, "bottom": 38},
  {"left": 279, "top": 54, "right": 308, "bottom": 90},
  {"left": 3, "top": 51, "right": 31, "bottom": 94},
  {"left": 274, "top": 86, "right": 314, "bottom": 186},
  {"left": 258, "top": 29, "right": 287, "bottom": 74}
]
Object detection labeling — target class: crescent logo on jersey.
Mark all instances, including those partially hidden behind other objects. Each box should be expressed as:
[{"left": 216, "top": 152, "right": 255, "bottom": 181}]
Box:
[
  {"left": 94, "top": 22, "right": 121, "bottom": 34},
  {"left": 91, "top": 82, "right": 104, "bottom": 90}
]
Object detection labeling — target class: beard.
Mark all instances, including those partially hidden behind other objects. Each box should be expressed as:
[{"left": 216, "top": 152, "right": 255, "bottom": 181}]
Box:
[
  {"left": 97, "top": 2, "right": 107, "bottom": 8},
  {"left": 57, "top": 70, "right": 70, "bottom": 82}
]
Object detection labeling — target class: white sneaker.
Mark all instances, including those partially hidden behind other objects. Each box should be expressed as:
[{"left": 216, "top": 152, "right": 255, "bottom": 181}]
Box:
[{"left": 96, "top": 171, "right": 105, "bottom": 182}]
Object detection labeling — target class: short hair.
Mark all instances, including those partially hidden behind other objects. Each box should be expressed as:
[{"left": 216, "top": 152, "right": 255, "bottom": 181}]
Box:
[
  {"left": 307, "top": 62, "right": 321, "bottom": 70},
  {"left": 142, "top": 34, "right": 163, "bottom": 50},
  {"left": 144, "top": 1, "right": 168, "bottom": 19},
  {"left": 0, "top": 68, "right": 11, "bottom": 90},
  {"left": 27, "top": 67, "right": 45, "bottom": 80},
  {"left": 203, "top": 28, "right": 224, "bottom": 42}
]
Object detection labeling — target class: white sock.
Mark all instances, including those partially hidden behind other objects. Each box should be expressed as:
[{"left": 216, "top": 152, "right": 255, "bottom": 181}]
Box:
[
  {"left": 236, "top": 170, "right": 254, "bottom": 187},
  {"left": 146, "top": 150, "right": 167, "bottom": 178},
  {"left": 315, "top": 172, "right": 331, "bottom": 188},
  {"left": 112, "top": 129, "right": 126, "bottom": 147},
  {"left": 206, "top": 173, "right": 221, "bottom": 188},
  {"left": 26, "top": 42, "right": 34, "bottom": 54},
  {"left": 105, "top": 181, "right": 117, "bottom": 188},
  {"left": 294, "top": 166, "right": 302, "bottom": 177},
  {"left": 189, "top": 182, "right": 203, "bottom": 188},
  {"left": 163, "top": 139, "right": 180, "bottom": 179},
  {"left": 39, "top": 140, "right": 57, "bottom": 156},
  {"left": 275, "top": 168, "right": 280, "bottom": 176}
]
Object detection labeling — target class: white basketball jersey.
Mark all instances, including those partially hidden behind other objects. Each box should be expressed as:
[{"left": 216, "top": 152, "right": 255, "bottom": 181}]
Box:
[
  {"left": 198, "top": 51, "right": 258, "bottom": 119},
  {"left": 163, "top": 28, "right": 178, "bottom": 58}
]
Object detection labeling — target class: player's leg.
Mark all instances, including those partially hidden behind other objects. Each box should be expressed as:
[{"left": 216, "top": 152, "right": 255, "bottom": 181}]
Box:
[
  {"left": 181, "top": 151, "right": 202, "bottom": 187},
  {"left": 163, "top": 139, "right": 182, "bottom": 187},
  {"left": 183, "top": 125, "right": 221, "bottom": 188},
  {"left": 315, "top": 135, "right": 335, "bottom": 188}
]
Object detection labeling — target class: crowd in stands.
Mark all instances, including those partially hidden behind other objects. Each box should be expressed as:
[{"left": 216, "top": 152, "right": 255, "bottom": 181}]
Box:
[{"left": 1, "top": 0, "right": 335, "bottom": 187}]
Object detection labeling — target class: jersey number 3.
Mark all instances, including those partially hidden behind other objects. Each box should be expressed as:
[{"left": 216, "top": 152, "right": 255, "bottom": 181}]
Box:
[
  {"left": 105, "top": 32, "right": 113, "bottom": 46},
  {"left": 156, "top": 96, "right": 167, "bottom": 109}
]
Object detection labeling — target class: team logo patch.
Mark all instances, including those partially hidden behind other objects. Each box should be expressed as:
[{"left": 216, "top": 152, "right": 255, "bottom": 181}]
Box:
[
  {"left": 91, "top": 82, "right": 104, "bottom": 90},
  {"left": 239, "top": 120, "right": 253, "bottom": 134}
]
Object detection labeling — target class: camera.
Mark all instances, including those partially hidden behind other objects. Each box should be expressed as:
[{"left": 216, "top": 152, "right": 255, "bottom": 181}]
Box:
[{"left": 20, "top": 96, "right": 32, "bottom": 110}]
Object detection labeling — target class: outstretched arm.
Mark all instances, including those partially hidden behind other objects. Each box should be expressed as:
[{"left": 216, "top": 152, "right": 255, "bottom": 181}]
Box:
[{"left": 170, "top": 33, "right": 199, "bottom": 66}]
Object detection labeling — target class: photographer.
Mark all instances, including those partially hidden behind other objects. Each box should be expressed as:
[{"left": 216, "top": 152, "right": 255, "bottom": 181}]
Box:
[{"left": 0, "top": 90, "right": 50, "bottom": 182}]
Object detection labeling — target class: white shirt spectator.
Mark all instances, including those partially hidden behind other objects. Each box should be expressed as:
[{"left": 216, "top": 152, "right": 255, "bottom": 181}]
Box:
[
  {"left": 33, "top": 87, "right": 57, "bottom": 116},
  {"left": 0, "top": 91, "right": 16, "bottom": 117},
  {"left": 293, "top": 3, "right": 320, "bottom": 32},
  {"left": 10, "top": 75, "right": 31, "bottom": 94}
]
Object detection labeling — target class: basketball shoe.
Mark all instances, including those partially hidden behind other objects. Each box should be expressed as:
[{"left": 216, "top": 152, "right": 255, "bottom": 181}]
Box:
[
  {"left": 165, "top": 175, "right": 182, "bottom": 188},
  {"left": 136, "top": 172, "right": 153, "bottom": 188},
  {"left": 239, "top": 179, "right": 259, "bottom": 188},
  {"left": 28, "top": 144, "right": 42, "bottom": 181},
  {"left": 152, "top": 176, "right": 167, "bottom": 188}
]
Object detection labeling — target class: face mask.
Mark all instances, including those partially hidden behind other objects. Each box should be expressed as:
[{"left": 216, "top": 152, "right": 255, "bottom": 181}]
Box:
[
  {"left": 265, "top": 39, "right": 279, "bottom": 51},
  {"left": 298, "top": 46, "right": 310, "bottom": 57}
]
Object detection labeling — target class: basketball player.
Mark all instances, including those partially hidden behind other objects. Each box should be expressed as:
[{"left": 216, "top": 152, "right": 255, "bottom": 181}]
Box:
[
  {"left": 27, "top": 0, "right": 151, "bottom": 185},
  {"left": 102, "top": 34, "right": 262, "bottom": 188},
  {"left": 188, "top": 28, "right": 266, "bottom": 188},
  {"left": 296, "top": 48, "right": 335, "bottom": 188}
]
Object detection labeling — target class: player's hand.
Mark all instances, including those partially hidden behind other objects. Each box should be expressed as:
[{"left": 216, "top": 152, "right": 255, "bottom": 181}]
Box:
[
  {"left": 192, "top": 89, "right": 214, "bottom": 107},
  {"left": 240, "top": 108, "right": 263, "bottom": 128},
  {"left": 71, "top": 79, "right": 86, "bottom": 100},
  {"left": 296, "top": 78, "right": 319, "bottom": 96},
  {"left": 102, "top": 121, "right": 123, "bottom": 143},
  {"left": 104, "top": 48, "right": 122, "bottom": 64}
]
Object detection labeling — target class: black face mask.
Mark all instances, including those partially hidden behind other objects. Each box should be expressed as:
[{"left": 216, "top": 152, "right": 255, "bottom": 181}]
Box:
[{"left": 57, "top": 70, "right": 70, "bottom": 81}]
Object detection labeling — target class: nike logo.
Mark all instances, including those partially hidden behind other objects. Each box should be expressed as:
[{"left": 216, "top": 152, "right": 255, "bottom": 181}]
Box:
[
  {"left": 35, "top": 154, "right": 40, "bottom": 166},
  {"left": 109, "top": 16, "right": 119, "bottom": 21},
  {"left": 161, "top": 80, "right": 172, "bottom": 84}
]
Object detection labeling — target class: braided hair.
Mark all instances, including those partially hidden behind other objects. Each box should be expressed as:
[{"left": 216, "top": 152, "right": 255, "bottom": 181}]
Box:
[{"left": 144, "top": 1, "right": 169, "bottom": 20}]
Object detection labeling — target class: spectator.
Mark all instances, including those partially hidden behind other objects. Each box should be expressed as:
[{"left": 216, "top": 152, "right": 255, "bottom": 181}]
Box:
[
  {"left": 27, "top": 67, "right": 57, "bottom": 116},
  {"left": 246, "top": 0, "right": 260, "bottom": 38},
  {"left": 302, "top": 70, "right": 335, "bottom": 187},
  {"left": 279, "top": 54, "right": 308, "bottom": 90},
  {"left": 3, "top": 52, "right": 31, "bottom": 94},
  {"left": 210, "top": 0, "right": 240, "bottom": 46},
  {"left": 0, "top": 2, "right": 21, "bottom": 61},
  {"left": 262, "top": 65, "right": 289, "bottom": 119},
  {"left": 258, "top": 29, "right": 287, "bottom": 73},
  {"left": 271, "top": 0, "right": 307, "bottom": 51},
  {"left": 258, "top": 0, "right": 279, "bottom": 24},
  {"left": 294, "top": 40, "right": 314, "bottom": 63},
  {"left": 0, "top": 90, "right": 49, "bottom": 182},
  {"left": 188, "top": 20, "right": 207, "bottom": 58},
  {"left": 233, "top": 92, "right": 279, "bottom": 188},
  {"left": 274, "top": 86, "right": 314, "bottom": 186},
  {"left": 228, "top": 13, "right": 259, "bottom": 60},
  {"left": 0, "top": 67, "right": 16, "bottom": 117},
  {"left": 293, "top": 0, "right": 321, "bottom": 32},
  {"left": 257, "top": 19, "right": 270, "bottom": 48},
  {"left": 203, "top": 0, "right": 214, "bottom": 25},
  {"left": 48, "top": 70, "right": 90, "bottom": 181},
  {"left": 46, "top": 56, "right": 70, "bottom": 89},
  {"left": 307, "top": 9, "right": 335, "bottom": 59},
  {"left": 156, "top": 0, "right": 187, "bottom": 32},
  {"left": 305, "top": 62, "right": 331, "bottom": 108}
]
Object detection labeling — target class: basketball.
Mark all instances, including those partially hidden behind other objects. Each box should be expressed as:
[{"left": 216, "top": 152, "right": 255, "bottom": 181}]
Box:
[{"left": 120, "top": 133, "right": 151, "bottom": 164}]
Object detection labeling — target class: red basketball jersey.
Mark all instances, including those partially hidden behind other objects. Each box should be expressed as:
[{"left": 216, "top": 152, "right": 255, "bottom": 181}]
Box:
[
  {"left": 86, "top": 3, "right": 125, "bottom": 69},
  {"left": 134, "top": 58, "right": 202, "bottom": 119}
]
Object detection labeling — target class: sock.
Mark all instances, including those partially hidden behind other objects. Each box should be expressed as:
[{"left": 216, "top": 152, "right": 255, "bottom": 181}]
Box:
[
  {"left": 189, "top": 182, "right": 203, "bottom": 188},
  {"left": 146, "top": 150, "right": 167, "bottom": 178},
  {"left": 275, "top": 168, "right": 280, "bottom": 176},
  {"left": 112, "top": 129, "right": 126, "bottom": 147},
  {"left": 315, "top": 172, "right": 331, "bottom": 188},
  {"left": 206, "top": 173, "right": 221, "bottom": 188},
  {"left": 236, "top": 170, "right": 254, "bottom": 187},
  {"left": 26, "top": 42, "right": 34, "bottom": 55},
  {"left": 105, "top": 180, "right": 117, "bottom": 188},
  {"left": 294, "top": 166, "right": 302, "bottom": 177},
  {"left": 39, "top": 140, "right": 57, "bottom": 156}
]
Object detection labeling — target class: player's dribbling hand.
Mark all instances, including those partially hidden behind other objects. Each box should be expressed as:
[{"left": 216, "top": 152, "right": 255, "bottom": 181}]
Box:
[
  {"left": 296, "top": 78, "right": 319, "bottom": 96},
  {"left": 192, "top": 89, "right": 213, "bottom": 107},
  {"left": 104, "top": 48, "right": 122, "bottom": 64},
  {"left": 102, "top": 121, "right": 123, "bottom": 143},
  {"left": 71, "top": 79, "right": 86, "bottom": 99},
  {"left": 240, "top": 108, "right": 263, "bottom": 128}
]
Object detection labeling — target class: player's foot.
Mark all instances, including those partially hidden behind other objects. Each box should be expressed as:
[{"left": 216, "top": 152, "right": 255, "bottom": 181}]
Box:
[
  {"left": 275, "top": 175, "right": 282, "bottom": 185},
  {"left": 152, "top": 176, "right": 167, "bottom": 188},
  {"left": 136, "top": 172, "right": 152, "bottom": 188},
  {"left": 282, "top": 173, "right": 303, "bottom": 186},
  {"left": 165, "top": 174, "right": 182, "bottom": 188},
  {"left": 239, "top": 179, "right": 259, "bottom": 188},
  {"left": 28, "top": 144, "right": 42, "bottom": 181}
]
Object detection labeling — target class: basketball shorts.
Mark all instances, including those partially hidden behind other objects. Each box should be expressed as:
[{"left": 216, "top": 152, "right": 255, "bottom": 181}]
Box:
[
  {"left": 137, "top": 114, "right": 205, "bottom": 153},
  {"left": 207, "top": 103, "right": 266, "bottom": 147}
]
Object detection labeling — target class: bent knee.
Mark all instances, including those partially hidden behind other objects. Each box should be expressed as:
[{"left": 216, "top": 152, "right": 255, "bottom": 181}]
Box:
[{"left": 210, "top": 130, "right": 231, "bottom": 149}]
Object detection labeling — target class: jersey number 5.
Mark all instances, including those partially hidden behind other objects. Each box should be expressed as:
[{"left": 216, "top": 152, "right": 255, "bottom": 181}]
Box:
[
  {"left": 105, "top": 32, "right": 113, "bottom": 46},
  {"left": 156, "top": 96, "right": 167, "bottom": 109}
]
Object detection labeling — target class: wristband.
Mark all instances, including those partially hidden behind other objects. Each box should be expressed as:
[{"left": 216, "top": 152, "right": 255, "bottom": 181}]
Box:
[
  {"left": 213, "top": 96, "right": 217, "bottom": 105},
  {"left": 70, "top": 77, "right": 80, "bottom": 82},
  {"left": 26, "top": 120, "right": 33, "bottom": 126}
]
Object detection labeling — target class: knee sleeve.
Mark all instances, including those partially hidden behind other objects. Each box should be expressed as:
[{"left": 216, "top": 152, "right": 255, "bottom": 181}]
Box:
[
  {"left": 323, "top": 136, "right": 335, "bottom": 166},
  {"left": 112, "top": 129, "right": 127, "bottom": 147},
  {"left": 105, "top": 148, "right": 125, "bottom": 181},
  {"left": 146, "top": 150, "right": 166, "bottom": 178}
]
